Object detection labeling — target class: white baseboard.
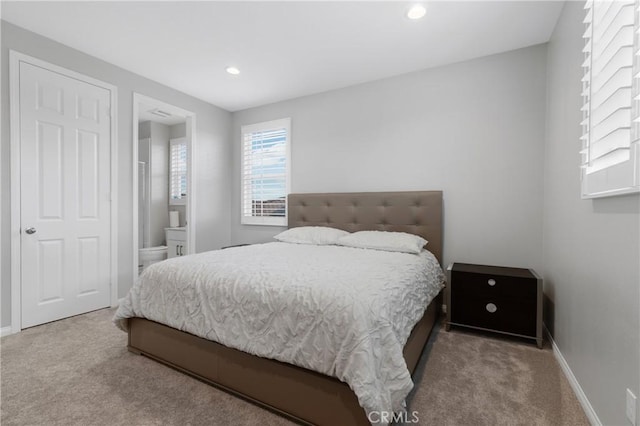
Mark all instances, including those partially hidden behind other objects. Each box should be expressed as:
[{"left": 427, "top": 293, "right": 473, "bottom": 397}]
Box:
[
  {"left": 2, "top": 300, "right": 122, "bottom": 336},
  {"left": 545, "top": 326, "right": 601, "bottom": 426}
]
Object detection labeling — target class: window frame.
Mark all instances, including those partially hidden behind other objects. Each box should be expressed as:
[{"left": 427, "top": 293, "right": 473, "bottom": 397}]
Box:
[
  {"left": 169, "top": 137, "right": 187, "bottom": 206},
  {"left": 240, "top": 118, "right": 291, "bottom": 226},
  {"left": 581, "top": 0, "right": 640, "bottom": 198}
]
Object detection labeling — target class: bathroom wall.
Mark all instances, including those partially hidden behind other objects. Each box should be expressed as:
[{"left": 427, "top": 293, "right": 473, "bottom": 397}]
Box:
[
  {"left": 170, "top": 123, "right": 186, "bottom": 139},
  {"left": 138, "top": 120, "right": 170, "bottom": 246},
  {"left": 137, "top": 135, "right": 150, "bottom": 248}
]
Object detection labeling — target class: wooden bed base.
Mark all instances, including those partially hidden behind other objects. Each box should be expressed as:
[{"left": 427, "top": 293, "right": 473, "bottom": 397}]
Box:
[{"left": 127, "top": 293, "right": 440, "bottom": 426}]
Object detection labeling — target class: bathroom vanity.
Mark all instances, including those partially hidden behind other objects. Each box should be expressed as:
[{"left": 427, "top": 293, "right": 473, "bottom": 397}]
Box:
[{"left": 166, "top": 227, "right": 188, "bottom": 258}]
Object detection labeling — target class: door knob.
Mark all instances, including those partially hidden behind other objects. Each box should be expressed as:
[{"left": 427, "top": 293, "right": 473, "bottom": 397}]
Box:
[{"left": 25, "top": 227, "right": 36, "bottom": 234}]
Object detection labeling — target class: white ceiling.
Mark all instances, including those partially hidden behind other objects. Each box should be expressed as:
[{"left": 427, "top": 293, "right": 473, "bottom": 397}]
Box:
[{"left": 1, "top": 1, "right": 564, "bottom": 112}]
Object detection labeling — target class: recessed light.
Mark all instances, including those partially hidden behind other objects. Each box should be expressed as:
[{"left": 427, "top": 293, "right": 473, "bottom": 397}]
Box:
[
  {"left": 226, "top": 66, "right": 240, "bottom": 75},
  {"left": 407, "top": 4, "right": 426, "bottom": 20}
]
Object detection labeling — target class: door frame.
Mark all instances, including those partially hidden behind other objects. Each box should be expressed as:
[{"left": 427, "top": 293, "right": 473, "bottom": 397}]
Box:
[
  {"left": 9, "top": 51, "right": 119, "bottom": 334},
  {"left": 131, "top": 93, "right": 196, "bottom": 279}
]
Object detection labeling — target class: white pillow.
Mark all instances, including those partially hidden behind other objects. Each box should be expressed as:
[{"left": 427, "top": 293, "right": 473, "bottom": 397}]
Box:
[
  {"left": 336, "top": 230, "right": 427, "bottom": 254},
  {"left": 273, "top": 226, "right": 350, "bottom": 245}
]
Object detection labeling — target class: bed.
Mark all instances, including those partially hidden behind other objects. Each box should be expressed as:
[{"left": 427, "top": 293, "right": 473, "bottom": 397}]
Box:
[{"left": 115, "top": 191, "right": 444, "bottom": 425}]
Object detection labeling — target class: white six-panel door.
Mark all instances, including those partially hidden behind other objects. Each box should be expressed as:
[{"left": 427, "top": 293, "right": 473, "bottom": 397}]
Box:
[{"left": 19, "top": 61, "right": 112, "bottom": 328}]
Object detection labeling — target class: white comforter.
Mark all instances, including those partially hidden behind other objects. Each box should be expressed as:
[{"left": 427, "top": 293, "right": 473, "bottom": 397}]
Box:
[{"left": 114, "top": 242, "right": 444, "bottom": 420}]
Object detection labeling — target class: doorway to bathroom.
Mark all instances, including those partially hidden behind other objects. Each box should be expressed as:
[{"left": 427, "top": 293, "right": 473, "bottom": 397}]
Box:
[{"left": 132, "top": 94, "right": 196, "bottom": 276}]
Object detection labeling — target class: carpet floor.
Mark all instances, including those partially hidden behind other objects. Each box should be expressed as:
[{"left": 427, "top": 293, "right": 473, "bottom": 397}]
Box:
[{"left": 1, "top": 308, "right": 588, "bottom": 426}]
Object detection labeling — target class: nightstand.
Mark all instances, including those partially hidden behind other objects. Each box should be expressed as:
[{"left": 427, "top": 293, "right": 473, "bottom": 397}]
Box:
[{"left": 445, "top": 263, "right": 543, "bottom": 348}]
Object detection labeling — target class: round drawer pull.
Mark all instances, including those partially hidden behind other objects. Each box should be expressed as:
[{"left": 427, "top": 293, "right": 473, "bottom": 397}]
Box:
[
  {"left": 487, "top": 279, "right": 496, "bottom": 286},
  {"left": 486, "top": 303, "right": 497, "bottom": 313}
]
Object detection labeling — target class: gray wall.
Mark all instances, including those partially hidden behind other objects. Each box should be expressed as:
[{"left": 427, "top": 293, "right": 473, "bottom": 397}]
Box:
[
  {"left": 0, "top": 21, "right": 232, "bottom": 327},
  {"left": 543, "top": 3, "right": 640, "bottom": 425},
  {"left": 231, "top": 45, "right": 548, "bottom": 272}
]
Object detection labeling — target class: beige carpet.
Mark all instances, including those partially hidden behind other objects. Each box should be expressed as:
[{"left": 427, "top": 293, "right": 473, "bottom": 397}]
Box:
[
  {"left": 0, "top": 308, "right": 588, "bottom": 426},
  {"left": 408, "top": 327, "right": 588, "bottom": 426}
]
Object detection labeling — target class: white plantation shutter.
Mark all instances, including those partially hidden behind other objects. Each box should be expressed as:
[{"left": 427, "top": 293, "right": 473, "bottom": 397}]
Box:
[
  {"left": 169, "top": 138, "right": 187, "bottom": 205},
  {"left": 241, "top": 118, "right": 291, "bottom": 226},
  {"left": 581, "top": 0, "right": 640, "bottom": 197}
]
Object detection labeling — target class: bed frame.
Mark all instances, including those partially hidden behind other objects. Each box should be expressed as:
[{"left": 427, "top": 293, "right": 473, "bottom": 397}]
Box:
[{"left": 127, "top": 191, "right": 444, "bottom": 425}]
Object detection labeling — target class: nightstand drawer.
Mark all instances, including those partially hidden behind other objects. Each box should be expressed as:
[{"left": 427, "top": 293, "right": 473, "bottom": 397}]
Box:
[
  {"left": 451, "top": 271, "right": 537, "bottom": 300},
  {"left": 450, "top": 295, "right": 537, "bottom": 337}
]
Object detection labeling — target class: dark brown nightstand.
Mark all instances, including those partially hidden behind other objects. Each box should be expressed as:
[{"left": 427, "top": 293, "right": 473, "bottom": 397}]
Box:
[{"left": 445, "top": 262, "right": 543, "bottom": 348}]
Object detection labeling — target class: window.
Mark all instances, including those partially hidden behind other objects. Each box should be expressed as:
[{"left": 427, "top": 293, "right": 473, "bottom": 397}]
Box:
[
  {"left": 581, "top": 0, "right": 640, "bottom": 197},
  {"left": 169, "top": 138, "right": 187, "bottom": 205},
  {"left": 241, "top": 118, "right": 291, "bottom": 226}
]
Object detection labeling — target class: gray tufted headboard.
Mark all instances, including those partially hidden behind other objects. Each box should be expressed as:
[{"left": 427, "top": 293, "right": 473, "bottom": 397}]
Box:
[{"left": 287, "top": 191, "right": 443, "bottom": 264}]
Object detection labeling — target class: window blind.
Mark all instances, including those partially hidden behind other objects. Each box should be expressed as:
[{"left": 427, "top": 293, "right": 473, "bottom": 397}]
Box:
[
  {"left": 581, "top": 0, "right": 640, "bottom": 197},
  {"left": 170, "top": 138, "right": 187, "bottom": 205},
  {"left": 241, "top": 118, "right": 291, "bottom": 226}
]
